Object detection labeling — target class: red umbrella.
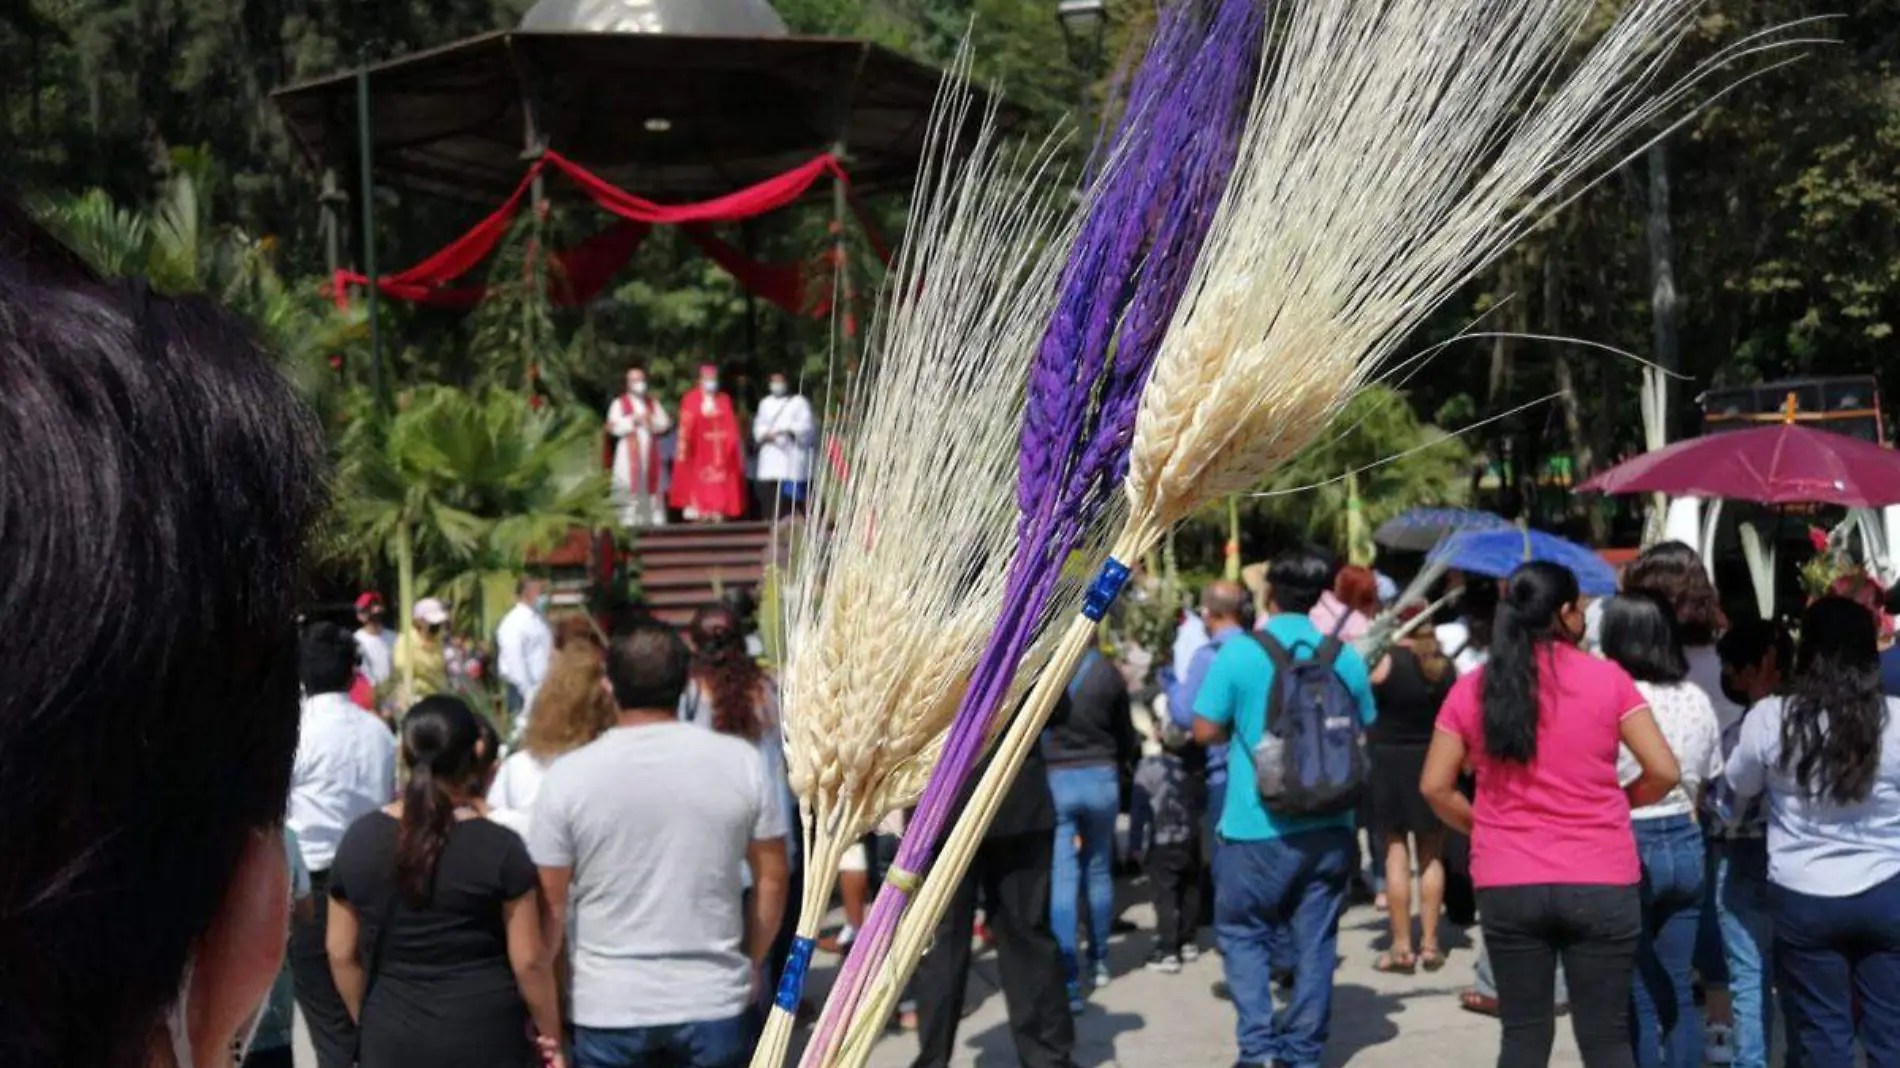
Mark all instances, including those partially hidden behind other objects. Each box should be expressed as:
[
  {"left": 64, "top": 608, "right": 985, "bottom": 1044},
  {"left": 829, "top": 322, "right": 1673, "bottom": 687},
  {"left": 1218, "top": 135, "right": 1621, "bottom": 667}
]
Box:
[{"left": 1577, "top": 423, "right": 1900, "bottom": 508}]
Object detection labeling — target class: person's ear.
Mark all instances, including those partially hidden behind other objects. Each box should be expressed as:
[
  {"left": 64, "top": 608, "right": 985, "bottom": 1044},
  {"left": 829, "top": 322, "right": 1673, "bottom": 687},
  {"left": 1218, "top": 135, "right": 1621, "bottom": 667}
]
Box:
[{"left": 178, "top": 828, "right": 288, "bottom": 1067}]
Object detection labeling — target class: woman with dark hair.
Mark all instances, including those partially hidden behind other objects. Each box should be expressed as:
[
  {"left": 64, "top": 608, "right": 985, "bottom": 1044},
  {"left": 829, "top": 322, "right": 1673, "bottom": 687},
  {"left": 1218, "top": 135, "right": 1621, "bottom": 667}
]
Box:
[
  {"left": 0, "top": 201, "right": 328, "bottom": 1067},
  {"left": 328, "top": 697, "right": 564, "bottom": 1068},
  {"left": 1623, "top": 542, "right": 1734, "bottom": 724},
  {"left": 1600, "top": 593, "right": 1723, "bottom": 1068},
  {"left": 1727, "top": 596, "right": 1900, "bottom": 1067},
  {"left": 1422, "top": 561, "right": 1682, "bottom": 1068},
  {"left": 1370, "top": 607, "right": 1458, "bottom": 973}
]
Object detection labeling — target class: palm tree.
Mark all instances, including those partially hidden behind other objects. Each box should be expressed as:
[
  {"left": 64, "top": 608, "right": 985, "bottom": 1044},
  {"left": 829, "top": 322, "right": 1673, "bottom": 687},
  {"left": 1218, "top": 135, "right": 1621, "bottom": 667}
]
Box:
[{"left": 328, "top": 385, "right": 615, "bottom": 696}]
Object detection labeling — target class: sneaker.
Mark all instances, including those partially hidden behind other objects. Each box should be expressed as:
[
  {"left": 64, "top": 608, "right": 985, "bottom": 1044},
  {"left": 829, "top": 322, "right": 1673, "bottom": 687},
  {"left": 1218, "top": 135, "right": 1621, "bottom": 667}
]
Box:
[
  {"left": 1181, "top": 944, "right": 1202, "bottom": 964},
  {"left": 1145, "top": 950, "right": 1183, "bottom": 975},
  {"left": 1706, "top": 1023, "right": 1735, "bottom": 1065},
  {"left": 1066, "top": 981, "right": 1086, "bottom": 1015},
  {"left": 1211, "top": 980, "right": 1232, "bottom": 1001},
  {"left": 1092, "top": 961, "right": 1113, "bottom": 988}
]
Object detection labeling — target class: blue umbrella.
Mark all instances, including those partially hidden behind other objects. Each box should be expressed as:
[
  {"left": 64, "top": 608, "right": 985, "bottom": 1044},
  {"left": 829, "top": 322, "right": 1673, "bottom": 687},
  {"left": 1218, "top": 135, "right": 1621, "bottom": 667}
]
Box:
[
  {"left": 1431, "top": 528, "right": 1619, "bottom": 596},
  {"left": 1373, "top": 506, "right": 1512, "bottom": 552}
]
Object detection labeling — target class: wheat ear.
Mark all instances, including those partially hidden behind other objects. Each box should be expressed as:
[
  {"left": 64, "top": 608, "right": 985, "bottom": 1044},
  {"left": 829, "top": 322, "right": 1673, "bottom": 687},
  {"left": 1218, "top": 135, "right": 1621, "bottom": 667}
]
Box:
[
  {"left": 819, "top": 3, "right": 1807, "bottom": 1064},
  {"left": 749, "top": 44, "right": 1078, "bottom": 1068}
]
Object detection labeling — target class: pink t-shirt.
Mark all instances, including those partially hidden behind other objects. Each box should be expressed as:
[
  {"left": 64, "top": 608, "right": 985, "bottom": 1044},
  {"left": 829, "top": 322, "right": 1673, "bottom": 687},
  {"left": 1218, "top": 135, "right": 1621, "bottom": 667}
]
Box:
[{"left": 1436, "top": 643, "right": 1646, "bottom": 888}]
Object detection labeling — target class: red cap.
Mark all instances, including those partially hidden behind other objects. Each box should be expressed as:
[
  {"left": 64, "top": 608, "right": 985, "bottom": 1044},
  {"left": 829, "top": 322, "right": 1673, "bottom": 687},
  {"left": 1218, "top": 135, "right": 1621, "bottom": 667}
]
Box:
[
  {"left": 355, "top": 591, "right": 384, "bottom": 612},
  {"left": 698, "top": 363, "right": 718, "bottom": 378}
]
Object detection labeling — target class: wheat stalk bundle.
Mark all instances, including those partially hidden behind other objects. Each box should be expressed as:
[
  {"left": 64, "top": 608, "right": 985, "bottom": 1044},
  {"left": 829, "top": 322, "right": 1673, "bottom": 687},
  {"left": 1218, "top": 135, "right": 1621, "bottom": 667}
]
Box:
[
  {"left": 816, "top": 3, "right": 1808, "bottom": 1064},
  {"left": 799, "top": 5, "right": 1264, "bottom": 1061},
  {"left": 746, "top": 49, "right": 1080, "bottom": 1068}
]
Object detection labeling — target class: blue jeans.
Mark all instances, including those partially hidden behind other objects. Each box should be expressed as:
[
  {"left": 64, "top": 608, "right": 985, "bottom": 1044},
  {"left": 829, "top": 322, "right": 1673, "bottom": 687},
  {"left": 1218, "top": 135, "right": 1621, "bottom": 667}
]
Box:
[
  {"left": 1770, "top": 869, "right": 1900, "bottom": 1068},
  {"left": 1050, "top": 764, "right": 1120, "bottom": 981},
  {"left": 1630, "top": 815, "right": 1706, "bottom": 1068},
  {"left": 1215, "top": 826, "right": 1354, "bottom": 1068},
  {"left": 1715, "top": 839, "right": 1777, "bottom": 1068},
  {"left": 572, "top": 1015, "right": 750, "bottom": 1068}
]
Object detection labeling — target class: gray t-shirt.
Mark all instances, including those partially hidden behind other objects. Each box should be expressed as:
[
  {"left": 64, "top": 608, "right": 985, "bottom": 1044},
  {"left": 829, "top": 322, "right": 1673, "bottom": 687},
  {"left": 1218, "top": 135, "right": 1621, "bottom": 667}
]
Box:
[{"left": 529, "top": 722, "right": 787, "bottom": 1028}]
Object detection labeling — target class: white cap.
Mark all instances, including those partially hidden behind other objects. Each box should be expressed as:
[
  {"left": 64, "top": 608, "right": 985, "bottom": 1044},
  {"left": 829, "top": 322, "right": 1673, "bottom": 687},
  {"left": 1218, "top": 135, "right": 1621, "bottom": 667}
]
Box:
[{"left": 413, "top": 597, "right": 450, "bottom": 625}]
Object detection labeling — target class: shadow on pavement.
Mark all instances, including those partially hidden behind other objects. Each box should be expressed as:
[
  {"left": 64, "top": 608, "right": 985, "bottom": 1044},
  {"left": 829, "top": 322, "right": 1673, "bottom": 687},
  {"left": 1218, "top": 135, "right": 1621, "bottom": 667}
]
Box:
[{"left": 1322, "top": 981, "right": 1472, "bottom": 1067}]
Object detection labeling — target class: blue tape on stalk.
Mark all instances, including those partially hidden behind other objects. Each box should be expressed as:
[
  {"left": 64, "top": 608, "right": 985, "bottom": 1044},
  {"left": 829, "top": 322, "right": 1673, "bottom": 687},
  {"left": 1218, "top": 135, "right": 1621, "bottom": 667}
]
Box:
[
  {"left": 1081, "top": 557, "right": 1132, "bottom": 622},
  {"left": 775, "top": 936, "right": 816, "bottom": 1012}
]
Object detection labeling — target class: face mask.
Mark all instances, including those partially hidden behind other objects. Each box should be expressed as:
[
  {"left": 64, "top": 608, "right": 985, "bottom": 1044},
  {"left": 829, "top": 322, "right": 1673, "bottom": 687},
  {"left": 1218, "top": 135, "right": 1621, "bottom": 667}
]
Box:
[
  {"left": 166, "top": 952, "right": 270, "bottom": 1068},
  {"left": 535, "top": 593, "right": 551, "bottom": 613},
  {"left": 701, "top": 379, "right": 718, "bottom": 393},
  {"left": 630, "top": 380, "right": 648, "bottom": 396},
  {"left": 769, "top": 381, "right": 788, "bottom": 397}
]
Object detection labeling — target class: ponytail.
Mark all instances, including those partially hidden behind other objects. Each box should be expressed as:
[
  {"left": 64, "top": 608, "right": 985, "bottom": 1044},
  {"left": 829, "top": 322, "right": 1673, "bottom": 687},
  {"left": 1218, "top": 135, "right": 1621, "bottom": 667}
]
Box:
[
  {"left": 394, "top": 696, "right": 481, "bottom": 907},
  {"left": 1479, "top": 562, "right": 1579, "bottom": 764}
]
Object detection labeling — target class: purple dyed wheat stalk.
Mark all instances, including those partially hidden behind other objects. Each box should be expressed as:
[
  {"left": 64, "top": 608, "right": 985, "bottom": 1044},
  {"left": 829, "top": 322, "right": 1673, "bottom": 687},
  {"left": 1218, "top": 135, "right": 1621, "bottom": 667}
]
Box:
[{"left": 803, "top": 2, "right": 1264, "bottom": 1060}]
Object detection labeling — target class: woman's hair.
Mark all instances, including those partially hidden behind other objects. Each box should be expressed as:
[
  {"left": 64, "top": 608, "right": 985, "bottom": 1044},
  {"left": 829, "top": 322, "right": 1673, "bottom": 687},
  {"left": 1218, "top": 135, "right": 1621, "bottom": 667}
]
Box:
[
  {"left": 1622, "top": 540, "right": 1725, "bottom": 646},
  {"left": 524, "top": 637, "right": 617, "bottom": 760},
  {"left": 1780, "top": 597, "right": 1887, "bottom": 806},
  {"left": 1334, "top": 565, "right": 1380, "bottom": 618},
  {"left": 0, "top": 201, "right": 325, "bottom": 1067},
  {"left": 554, "top": 612, "right": 599, "bottom": 650},
  {"left": 1600, "top": 591, "right": 1690, "bottom": 684},
  {"left": 396, "top": 697, "right": 482, "bottom": 906},
  {"left": 1457, "top": 574, "right": 1500, "bottom": 652},
  {"left": 1399, "top": 605, "right": 1451, "bottom": 684},
  {"left": 1480, "top": 561, "right": 1580, "bottom": 763},
  {"left": 689, "top": 605, "right": 772, "bottom": 741}
]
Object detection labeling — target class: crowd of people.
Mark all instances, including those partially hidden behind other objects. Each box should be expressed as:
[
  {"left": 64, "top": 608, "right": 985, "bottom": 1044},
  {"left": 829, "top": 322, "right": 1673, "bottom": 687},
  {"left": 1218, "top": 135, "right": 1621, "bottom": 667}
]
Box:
[{"left": 9, "top": 195, "right": 1900, "bottom": 1068}]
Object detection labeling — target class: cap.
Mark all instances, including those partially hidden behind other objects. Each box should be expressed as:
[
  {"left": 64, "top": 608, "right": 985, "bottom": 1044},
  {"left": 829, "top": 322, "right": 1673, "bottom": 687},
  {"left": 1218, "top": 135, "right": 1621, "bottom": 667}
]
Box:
[
  {"left": 354, "top": 591, "right": 384, "bottom": 612},
  {"left": 413, "top": 597, "right": 450, "bottom": 625},
  {"left": 697, "top": 363, "right": 718, "bottom": 378}
]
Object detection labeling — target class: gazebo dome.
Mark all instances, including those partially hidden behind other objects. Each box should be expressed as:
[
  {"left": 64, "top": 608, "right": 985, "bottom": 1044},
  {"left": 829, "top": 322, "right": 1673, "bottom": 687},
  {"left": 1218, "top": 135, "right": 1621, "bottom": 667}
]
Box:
[{"left": 519, "top": 0, "right": 790, "bottom": 36}]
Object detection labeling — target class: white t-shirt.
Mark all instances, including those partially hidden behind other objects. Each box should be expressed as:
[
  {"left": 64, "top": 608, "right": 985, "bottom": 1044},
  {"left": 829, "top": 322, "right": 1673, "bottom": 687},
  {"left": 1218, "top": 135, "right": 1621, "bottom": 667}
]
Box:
[
  {"left": 1685, "top": 643, "right": 1744, "bottom": 733},
  {"left": 495, "top": 603, "right": 554, "bottom": 710},
  {"left": 529, "top": 723, "right": 787, "bottom": 1028},
  {"left": 353, "top": 627, "right": 395, "bottom": 687},
  {"left": 289, "top": 692, "right": 397, "bottom": 871},
  {"left": 1620, "top": 679, "right": 1722, "bottom": 820},
  {"left": 486, "top": 749, "right": 552, "bottom": 840},
  {"left": 1727, "top": 694, "right": 1900, "bottom": 896}
]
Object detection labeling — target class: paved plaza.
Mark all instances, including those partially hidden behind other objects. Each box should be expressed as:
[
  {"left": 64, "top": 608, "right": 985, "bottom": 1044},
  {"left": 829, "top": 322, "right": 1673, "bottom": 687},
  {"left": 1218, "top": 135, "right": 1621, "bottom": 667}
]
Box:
[{"left": 298, "top": 887, "right": 1586, "bottom": 1068}]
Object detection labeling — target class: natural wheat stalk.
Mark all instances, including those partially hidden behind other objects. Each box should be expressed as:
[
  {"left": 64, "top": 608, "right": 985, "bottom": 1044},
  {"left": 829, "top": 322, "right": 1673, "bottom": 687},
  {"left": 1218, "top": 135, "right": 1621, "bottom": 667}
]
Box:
[
  {"left": 746, "top": 46, "right": 1078, "bottom": 1068},
  {"left": 819, "top": 3, "right": 1807, "bottom": 1064}
]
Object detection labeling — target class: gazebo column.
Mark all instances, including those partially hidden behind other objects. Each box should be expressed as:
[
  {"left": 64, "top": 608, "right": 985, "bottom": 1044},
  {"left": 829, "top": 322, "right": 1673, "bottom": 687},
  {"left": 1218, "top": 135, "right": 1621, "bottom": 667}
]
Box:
[{"left": 830, "top": 136, "right": 857, "bottom": 378}]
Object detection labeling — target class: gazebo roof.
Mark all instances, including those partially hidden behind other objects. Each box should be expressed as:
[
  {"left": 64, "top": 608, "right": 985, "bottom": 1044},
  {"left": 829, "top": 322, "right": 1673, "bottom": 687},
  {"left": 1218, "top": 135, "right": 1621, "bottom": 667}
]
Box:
[
  {"left": 271, "top": 29, "right": 1002, "bottom": 204},
  {"left": 518, "top": 0, "right": 790, "bottom": 36}
]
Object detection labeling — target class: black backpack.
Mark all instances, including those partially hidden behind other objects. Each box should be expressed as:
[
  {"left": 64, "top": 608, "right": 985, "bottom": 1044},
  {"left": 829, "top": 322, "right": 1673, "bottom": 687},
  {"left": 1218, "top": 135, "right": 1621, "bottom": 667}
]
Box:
[{"left": 1246, "top": 625, "right": 1368, "bottom": 817}]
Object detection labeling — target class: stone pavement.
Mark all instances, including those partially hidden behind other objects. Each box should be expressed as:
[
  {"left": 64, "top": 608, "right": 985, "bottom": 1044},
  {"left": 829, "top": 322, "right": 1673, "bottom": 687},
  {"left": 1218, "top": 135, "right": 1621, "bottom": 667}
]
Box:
[
  {"left": 295, "top": 889, "right": 1589, "bottom": 1067},
  {"left": 832, "top": 891, "right": 1583, "bottom": 1068}
]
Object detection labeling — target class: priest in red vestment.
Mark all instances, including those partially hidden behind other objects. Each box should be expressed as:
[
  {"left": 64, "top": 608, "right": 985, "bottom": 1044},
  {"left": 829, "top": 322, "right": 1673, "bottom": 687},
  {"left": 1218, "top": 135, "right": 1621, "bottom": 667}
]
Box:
[{"left": 669, "top": 363, "right": 747, "bottom": 522}]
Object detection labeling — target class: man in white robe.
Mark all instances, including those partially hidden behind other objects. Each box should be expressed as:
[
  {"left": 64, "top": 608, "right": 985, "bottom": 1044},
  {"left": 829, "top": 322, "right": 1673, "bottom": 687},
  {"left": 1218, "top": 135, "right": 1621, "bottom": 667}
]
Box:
[
  {"left": 605, "top": 367, "right": 673, "bottom": 527},
  {"left": 751, "top": 372, "right": 815, "bottom": 519}
]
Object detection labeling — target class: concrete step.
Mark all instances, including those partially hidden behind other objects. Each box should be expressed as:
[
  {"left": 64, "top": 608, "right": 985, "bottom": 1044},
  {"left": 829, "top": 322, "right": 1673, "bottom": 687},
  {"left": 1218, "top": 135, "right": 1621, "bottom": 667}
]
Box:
[{"left": 642, "top": 563, "right": 766, "bottom": 589}]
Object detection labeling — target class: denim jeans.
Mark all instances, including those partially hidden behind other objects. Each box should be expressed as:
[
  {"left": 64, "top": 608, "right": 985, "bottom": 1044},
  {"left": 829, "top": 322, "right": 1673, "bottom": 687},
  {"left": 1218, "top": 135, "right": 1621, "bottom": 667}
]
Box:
[
  {"left": 1770, "top": 868, "right": 1900, "bottom": 1068},
  {"left": 1480, "top": 883, "right": 1642, "bottom": 1068},
  {"left": 1714, "top": 838, "right": 1776, "bottom": 1068},
  {"left": 572, "top": 1014, "right": 750, "bottom": 1068},
  {"left": 1049, "top": 764, "right": 1120, "bottom": 981},
  {"left": 1215, "top": 826, "right": 1354, "bottom": 1068},
  {"left": 1630, "top": 815, "right": 1705, "bottom": 1068}
]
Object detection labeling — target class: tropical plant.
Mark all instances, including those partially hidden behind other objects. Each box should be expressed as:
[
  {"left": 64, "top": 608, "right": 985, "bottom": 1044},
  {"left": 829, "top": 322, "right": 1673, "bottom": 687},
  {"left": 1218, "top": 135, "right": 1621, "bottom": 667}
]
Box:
[
  {"left": 1231, "top": 384, "right": 1474, "bottom": 558},
  {"left": 327, "top": 385, "right": 615, "bottom": 691}
]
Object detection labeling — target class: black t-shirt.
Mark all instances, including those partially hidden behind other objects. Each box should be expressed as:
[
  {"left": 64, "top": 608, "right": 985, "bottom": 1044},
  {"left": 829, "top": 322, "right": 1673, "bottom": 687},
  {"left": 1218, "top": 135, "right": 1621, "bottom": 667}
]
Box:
[
  {"left": 329, "top": 812, "right": 538, "bottom": 1068},
  {"left": 1370, "top": 646, "right": 1456, "bottom": 747}
]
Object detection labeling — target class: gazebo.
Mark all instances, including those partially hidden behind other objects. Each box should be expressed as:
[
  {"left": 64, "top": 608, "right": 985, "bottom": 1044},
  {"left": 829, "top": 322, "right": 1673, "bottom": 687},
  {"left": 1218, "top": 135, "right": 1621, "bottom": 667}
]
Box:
[{"left": 269, "top": 0, "right": 1002, "bottom": 317}]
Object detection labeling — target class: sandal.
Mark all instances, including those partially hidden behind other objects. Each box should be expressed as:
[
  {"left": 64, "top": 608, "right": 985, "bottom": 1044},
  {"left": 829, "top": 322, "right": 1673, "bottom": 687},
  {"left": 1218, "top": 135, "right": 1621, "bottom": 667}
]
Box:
[
  {"left": 1460, "top": 989, "right": 1500, "bottom": 1016},
  {"left": 1374, "top": 950, "right": 1418, "bottom": 974},
  {"left": 1419, "top": 947, "right": 1447, "bottom": 972}
]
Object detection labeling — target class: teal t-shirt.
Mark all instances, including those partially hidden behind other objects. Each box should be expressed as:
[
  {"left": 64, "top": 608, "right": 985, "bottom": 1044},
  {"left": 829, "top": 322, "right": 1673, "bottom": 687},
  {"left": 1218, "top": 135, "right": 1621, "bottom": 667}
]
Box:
[{"left": 1193, "top": 613, "right": 1378, "bottom": 842}]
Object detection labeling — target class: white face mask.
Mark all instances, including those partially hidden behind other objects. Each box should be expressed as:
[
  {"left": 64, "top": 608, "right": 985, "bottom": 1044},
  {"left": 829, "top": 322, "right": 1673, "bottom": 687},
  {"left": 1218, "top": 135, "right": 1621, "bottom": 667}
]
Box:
[
  {"left": 629, "top": 380, "right": 648, "bottom": 396},
  {"left": 700, "top": 379, "right": 718, "bottom": 393},
  {"left": 167, "top": 955, "right": 269, "bottom": 1068},
  {"left": 769, "top": 381, "right": 788, "bottom": 397}
]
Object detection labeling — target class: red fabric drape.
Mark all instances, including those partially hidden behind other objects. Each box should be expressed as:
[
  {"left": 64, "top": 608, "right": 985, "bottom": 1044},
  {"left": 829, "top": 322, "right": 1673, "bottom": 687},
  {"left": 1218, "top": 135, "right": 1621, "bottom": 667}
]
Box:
[
  {"left": 546, "top": 151, "right": 845, "bottom": 226},
  {"left": 328, "top": 151, "right": 863, "bottom": 316},
  {"left": 681, "top": 225, "right": 810, "bottom": 316}
]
